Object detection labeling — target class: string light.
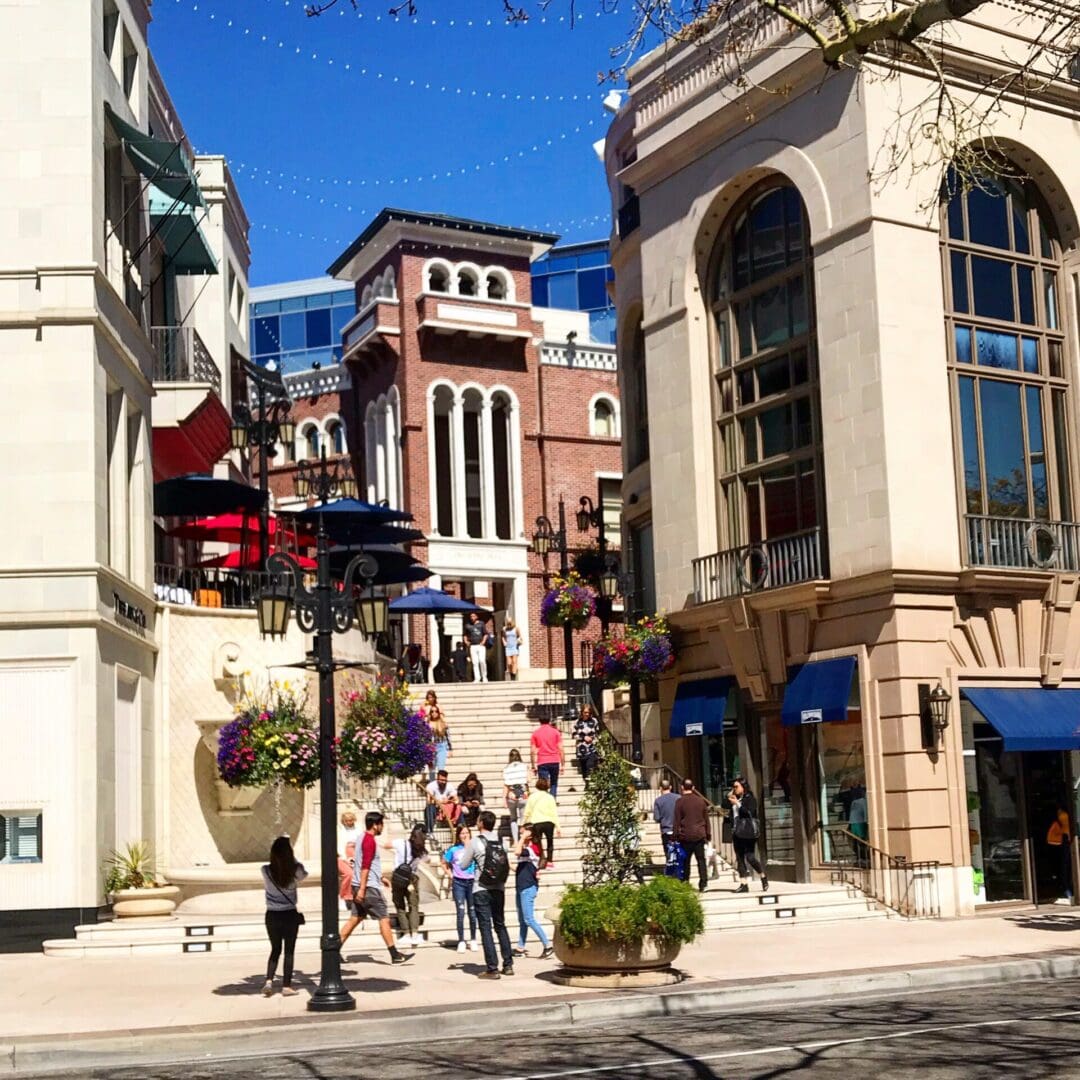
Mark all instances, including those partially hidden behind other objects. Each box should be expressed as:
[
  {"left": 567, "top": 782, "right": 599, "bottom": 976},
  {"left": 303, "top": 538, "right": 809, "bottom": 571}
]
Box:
[
  {"left": 173, "top": 0, "right": 604, "bottom": 103},
  {"left": 267, "top": 0, "right": 613, "bottom": 28}
]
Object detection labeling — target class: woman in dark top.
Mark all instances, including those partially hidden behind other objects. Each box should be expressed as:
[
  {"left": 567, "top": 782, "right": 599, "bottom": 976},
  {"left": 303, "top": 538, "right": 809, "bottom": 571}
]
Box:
[
  {"left": 261, "top": 836, "right": 308, "bottom": 997},
  {"left": 457, "top": 773, "right": 484, "bottom": 828},
  {"left": 512, "top": 824, "right": 553, "bottom": 959},
  {"left": 728, "top": 776, "right": 768, "bottom": 893}
]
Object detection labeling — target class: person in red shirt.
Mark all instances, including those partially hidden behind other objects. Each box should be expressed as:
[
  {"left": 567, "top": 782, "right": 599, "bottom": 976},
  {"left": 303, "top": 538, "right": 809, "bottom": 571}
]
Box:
[{"left": 529, "top": 717, "right": 565, "bottom": 798}]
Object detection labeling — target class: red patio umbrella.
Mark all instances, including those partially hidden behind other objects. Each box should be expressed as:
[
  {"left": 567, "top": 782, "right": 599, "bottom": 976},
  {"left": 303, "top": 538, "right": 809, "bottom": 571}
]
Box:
[
  {"left": 198, "top": 549, "right": 317, "bottom": 570},
  {"left": 168, "top": 512, "right": 314, "bottom": 547}
]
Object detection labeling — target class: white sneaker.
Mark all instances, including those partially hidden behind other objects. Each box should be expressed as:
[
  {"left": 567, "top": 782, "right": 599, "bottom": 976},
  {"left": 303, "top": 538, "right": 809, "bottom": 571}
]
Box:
[
  {"left": 412, "top": 934, "right": 424, "bottom": 946},
  {"left": 457, "top": 940, "right": 467, "bottom": 953},
  {"left": 468, "top": 940, "right": 479, "bottom": 952}
]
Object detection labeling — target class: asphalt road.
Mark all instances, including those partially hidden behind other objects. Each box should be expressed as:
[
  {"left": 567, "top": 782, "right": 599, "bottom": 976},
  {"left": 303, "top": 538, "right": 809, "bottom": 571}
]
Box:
[{"left": 22, "top": 979, "right": 1080, "bottom": 1079}]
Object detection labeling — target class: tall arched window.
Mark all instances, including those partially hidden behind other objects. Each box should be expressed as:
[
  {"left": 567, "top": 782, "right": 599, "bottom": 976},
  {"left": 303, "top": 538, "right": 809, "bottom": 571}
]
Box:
[
  {"left": 327, "top": 420, "right": 346, "bottom": 456},
  {"left": 943, "top": 167, "right": 1071, "bottom": 563},
  {"left": 301, "top": 423, "right": 320, "bottom": 461},
  {"left": 710, "top": 183, "right": 823, "bottom": 575},
  {"left": 457, "top": 268, "right": 479, "bottom": 297},
  {"left": 592, "top": 398, "right": 615, "bottom": 437}
]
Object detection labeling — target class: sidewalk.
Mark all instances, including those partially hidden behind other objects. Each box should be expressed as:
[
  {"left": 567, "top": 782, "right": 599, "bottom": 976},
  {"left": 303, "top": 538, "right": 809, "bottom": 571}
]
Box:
[{"left": 3, "top": 908, "right": 1080, "bottom": 1071}]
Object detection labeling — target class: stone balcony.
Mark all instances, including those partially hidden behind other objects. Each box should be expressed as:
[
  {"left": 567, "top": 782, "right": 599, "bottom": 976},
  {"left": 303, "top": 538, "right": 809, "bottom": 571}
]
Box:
[
  {"left": 340, "top": 296, "right": 401, "bottom": 360},
  {"left": 692, "top": 527, "right": 826, "bottom": 603},
  {"left": 414, "top": 292, "right": 532, "bottom": 342}
]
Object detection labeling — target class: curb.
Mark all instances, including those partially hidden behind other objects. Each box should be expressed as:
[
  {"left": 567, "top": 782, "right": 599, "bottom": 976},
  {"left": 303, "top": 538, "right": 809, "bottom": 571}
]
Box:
[{"left": 5, "top": 951, "right": 1080, "bottom": 1075}]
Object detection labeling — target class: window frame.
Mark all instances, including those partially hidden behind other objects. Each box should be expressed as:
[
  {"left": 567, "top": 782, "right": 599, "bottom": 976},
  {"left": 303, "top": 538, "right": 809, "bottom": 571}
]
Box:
[{"left": 0, "top": 810, "right": 43, "bottom": 864}]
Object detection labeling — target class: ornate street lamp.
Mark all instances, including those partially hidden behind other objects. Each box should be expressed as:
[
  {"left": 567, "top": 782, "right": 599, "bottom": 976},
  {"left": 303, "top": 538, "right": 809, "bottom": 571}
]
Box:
[
  {"left": 919, "top": 681, "right": 953, "bottom": 751},
  {"left": 928, "top": 682, "right": 952, "bottom": 732},
  {"left": 294, "top": 446, "right": 360, "bottom": 507},
  {"left": 257, "top": 525, "right": 381, "bottom": 1014},
  {"left": 531, "top": 499, "right": 573, "bottom": 684}
]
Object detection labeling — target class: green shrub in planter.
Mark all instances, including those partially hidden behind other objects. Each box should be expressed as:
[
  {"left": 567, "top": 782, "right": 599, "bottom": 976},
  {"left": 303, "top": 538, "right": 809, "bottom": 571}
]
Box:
[{"left": 556, "top": 876, "right": 705, "bottom": 950}]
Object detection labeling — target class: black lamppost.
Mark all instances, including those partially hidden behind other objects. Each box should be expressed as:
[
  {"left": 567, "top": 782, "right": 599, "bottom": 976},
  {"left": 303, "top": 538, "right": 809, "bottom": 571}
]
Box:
[
  {"left": 295, "top": 445, "right": 358, "bottom": 506},
  {"left": 257, "top": 522, "right": 388, "bottom": 1014},
  {"left": 232, "top": 359, "right": 295, "bottom": 563},
  {"left": 576, "top": 489, "right": 621, "bottom": 636},
  {"left": 532, "top": 497, "right": 575, "bottom": 685}
]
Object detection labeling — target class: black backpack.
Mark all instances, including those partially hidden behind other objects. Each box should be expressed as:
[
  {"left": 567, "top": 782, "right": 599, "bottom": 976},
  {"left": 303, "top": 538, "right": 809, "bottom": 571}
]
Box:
[{"left": 476, "top": 835, "right": 510, "bottom": 889}]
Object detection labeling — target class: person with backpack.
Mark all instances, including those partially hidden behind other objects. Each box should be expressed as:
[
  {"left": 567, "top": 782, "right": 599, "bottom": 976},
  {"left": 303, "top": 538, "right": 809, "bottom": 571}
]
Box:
[
  {"left": 261, "top": 836, "right": 307, "bottom": 997},
  {"left": 390, "top": 825, "right": 427, "bottom": 948},
  {"left": 729, "top": 776, "right": 768, "bottom": 893},
  {"left": 455, "top": 809, "right": 513, "bottom": 979},
  {"left": 512, "top": 824, "right": 554, "bottom": 960}
]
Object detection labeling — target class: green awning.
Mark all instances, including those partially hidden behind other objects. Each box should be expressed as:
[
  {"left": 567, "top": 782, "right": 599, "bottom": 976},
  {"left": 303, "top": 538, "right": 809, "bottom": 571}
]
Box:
[
  {"left": 148, "top": 185, "right": 217, "bottom": 275},
  {"left": 106, "top": 103, "right": 203, "bottom": 208}
]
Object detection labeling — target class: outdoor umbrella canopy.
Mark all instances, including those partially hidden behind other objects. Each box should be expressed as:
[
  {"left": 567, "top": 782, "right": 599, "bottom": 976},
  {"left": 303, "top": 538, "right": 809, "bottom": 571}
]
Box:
[
  {"left": 327, "top": 544, "right": 429, "bottom": 585},
  {"left": 388, "top": 587, "right": 489, "bottom": 617},
  {"left": 168, "top": 513, "right": 314, "bottom": 546},
  {"left": 310, "top": 521, "right": 426, "bottom": 546},
  {"left": 198, "top": 549, "right": 318, "bottom": 571},
  {"left": 153, "top": 474, "right": 265, "bottom": 517},
  {"left": 292, "top": 497, "right": 413, "bottom": 527}
]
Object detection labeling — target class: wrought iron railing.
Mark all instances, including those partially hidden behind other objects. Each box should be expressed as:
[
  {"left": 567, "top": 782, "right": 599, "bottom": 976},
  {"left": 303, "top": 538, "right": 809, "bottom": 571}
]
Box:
[
  {"left": 151, "top": 325, "right": 221, "bottom": 395},
  {"left": 692, "top": 526, "right": 825, "bottom": 603},
  {"left": 822, "top": 827, "right": 941, "bottom": 918},
  {"left": 154, "top": 563, "right": 280, "bottom": 610},
  {"left": 617, "top": 194, "right": 640, "bottom": 239},
  {"left": 965, "top": 514, "right": 1080, "bottom": 572}
]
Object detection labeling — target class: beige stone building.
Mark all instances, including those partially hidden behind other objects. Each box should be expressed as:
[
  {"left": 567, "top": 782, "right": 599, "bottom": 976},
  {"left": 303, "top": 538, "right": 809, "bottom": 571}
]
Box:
[{"left": 606, "top": 3, "right": 1080, "bottom": 915}]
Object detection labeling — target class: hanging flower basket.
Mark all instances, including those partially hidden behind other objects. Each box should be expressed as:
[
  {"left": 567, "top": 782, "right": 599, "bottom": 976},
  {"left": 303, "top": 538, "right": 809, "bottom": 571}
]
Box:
[
  {"left": 216, "top": 682, "right": 320, "bottom": 790},
  {"left": 540, "top": 572, "right": 597, "bottom": 630},
  {"left": 593, "top": 615, "right": 676, "bottom": 685},
  {"left": 338, "top": 678, "right": 435, "bottom": 781}
]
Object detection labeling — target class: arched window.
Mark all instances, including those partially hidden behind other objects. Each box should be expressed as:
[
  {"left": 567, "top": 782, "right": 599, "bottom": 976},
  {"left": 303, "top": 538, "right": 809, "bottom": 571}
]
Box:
[
  {"left": 624, "top": 316, "right": 649, "bottom": 469},
  {"left": 491, "top": 391, "right": 514, "bottom": 540},
  {"left": 380, "top": 265, "right": 396, "bottom": 299},
  {"left": 457, "top": 268, "right": 478, "bottom": 297},
  {"left": 431, "top": 385, "right": 455, "bottom": 535},
  {"left": 943, "top": 167, "right": 1071, "bottom": 558},
  {"left": 709, "top": 184, "right": 823, "bottom": 572},
  {"left": 428, "top": 264, "right": 450, "bottom": 293},
  {"left": 327, "top": 420, "right": 346, "bottom": 455},
  {"left": 361, "top": 284, "right": 374, "bottom": 307},
  {"left": 485, "top": 270, "right": 510, "bottom": 301},
  {"left": 592, "top": 398, "right": 616, "bottom": 437},
  {"left": 300, "top": 423, "right": 320, "bottom": 461}
]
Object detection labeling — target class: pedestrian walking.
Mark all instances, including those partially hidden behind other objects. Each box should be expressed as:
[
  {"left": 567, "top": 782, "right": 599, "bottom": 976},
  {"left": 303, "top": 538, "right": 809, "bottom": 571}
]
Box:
[
  {"left": 573, "top": 704, "right": 601, "bottom": 784},
  {"left": 444, "top": 824, "right": 479, "bottom": 953},
  {"left": 340, "top": 811, "right": 413, "bottom": 964},
  {"left": 391, "top": 825, "right": 427, "bottom": 947},
  {"left": 337, "top": 810, "right": 359, "bottom": 911},
  {"left": 502, "top": 618, "right": 523, "bottom": 680},
  {"left": 673, "top": 777, "right": 711, "bottom": 892},
  {"left": 652, "top": 777, "right": 680, "bottom": 860},
  {"left": 503, "top": 748, "right": 530, "bottom": 842},
  {"left": 456, "top": 810, "right": 514, "bottom": 979},
  {"left": 451, "top": 641, "right": 469, "bottom": 682},
  {"left": 729, "top": 776, "right": 768, "bottom": 893},
  {"left": 512, "top": 824, "right": 554, "bottom": 959},
  {"left": 530, "top": 715, "right": 565, "bottom": 797},
  {"left": 425, "top": 690, "right": 452, "bottom": 778},
  {"left": 1047, "top": 805, "right": 1073, "bottom": 901},
  {"left": 463, "top": 611, "right": 490, "bottom": 682},
  {"left": 261, "top": 836, "right": 307, "bottom": 997},
  {"left": 457, "top": 772, "right": 485, "bottom": 828},
  {"left": 523, "top": 776, "right": 561, "bottom": 869},
  {"left": 425, "top": 769, "right": 461, "bottom": 833}
]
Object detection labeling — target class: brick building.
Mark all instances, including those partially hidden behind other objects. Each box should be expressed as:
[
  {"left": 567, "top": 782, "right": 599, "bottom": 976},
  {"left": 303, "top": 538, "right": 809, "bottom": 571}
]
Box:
[{"left": 298, "top": 208, "right": 622, "bottom": 677}]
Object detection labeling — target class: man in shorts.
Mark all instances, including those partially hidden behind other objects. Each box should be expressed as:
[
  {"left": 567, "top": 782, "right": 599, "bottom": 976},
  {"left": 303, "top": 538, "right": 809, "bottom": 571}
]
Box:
[{"left": 340, "top": 811, "right": 412, "bottom": 964}]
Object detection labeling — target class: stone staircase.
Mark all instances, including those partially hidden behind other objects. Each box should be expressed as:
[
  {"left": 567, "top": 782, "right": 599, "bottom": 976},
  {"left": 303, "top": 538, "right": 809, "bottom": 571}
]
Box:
[{"left": 42, "top": 682, "right": 886, "bottom": 958}]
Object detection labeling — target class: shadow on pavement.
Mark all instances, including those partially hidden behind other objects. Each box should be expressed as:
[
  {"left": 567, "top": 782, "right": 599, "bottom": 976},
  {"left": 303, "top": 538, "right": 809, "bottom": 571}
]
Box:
[{"left": 1006, "top": 913, "right": 1080, "bottom": 932}]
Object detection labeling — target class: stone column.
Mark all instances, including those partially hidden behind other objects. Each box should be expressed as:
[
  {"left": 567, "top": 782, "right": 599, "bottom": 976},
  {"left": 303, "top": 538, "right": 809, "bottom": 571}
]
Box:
[
  {"left": 480, "top": 398, "right": 496, "bottom": 539},
  {"left": 451, "top": 393, "right": 467, "bottom": 538}
]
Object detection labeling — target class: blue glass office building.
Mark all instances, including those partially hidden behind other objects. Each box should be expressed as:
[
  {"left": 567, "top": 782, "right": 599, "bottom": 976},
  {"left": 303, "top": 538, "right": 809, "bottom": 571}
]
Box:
[
  {"left": 530, "top": 240, "right": 616, "bottom": 344},
  {"left": 249, "top": 278, "right": 355, "bottom": 373}
]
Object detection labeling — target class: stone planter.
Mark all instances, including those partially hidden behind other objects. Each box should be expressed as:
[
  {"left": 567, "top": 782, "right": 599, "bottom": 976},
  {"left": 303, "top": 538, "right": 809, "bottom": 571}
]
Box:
[
  {"left": 197, "top": 719, "right": 265, "bottom": 815},
  {"left": 111, "top": 885, "right": 182, "bottom": 918},
  {"left": 551, "top": 926, "right": 684, "bottom": 987}
]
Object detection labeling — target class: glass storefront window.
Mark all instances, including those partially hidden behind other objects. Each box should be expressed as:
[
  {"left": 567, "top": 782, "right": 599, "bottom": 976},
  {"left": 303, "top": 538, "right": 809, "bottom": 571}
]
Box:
[
  {"left": 818, "top": 712, "right": 866, "bottom": 865},
  {"left": 762, "top": 713, "right": 795, "bottom": 866}
]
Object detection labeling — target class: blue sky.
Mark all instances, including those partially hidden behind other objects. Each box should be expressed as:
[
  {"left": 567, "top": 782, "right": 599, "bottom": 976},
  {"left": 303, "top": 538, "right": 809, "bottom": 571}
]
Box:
[{"left": 150, "top": 0, "right": 626, "bottom": 285}]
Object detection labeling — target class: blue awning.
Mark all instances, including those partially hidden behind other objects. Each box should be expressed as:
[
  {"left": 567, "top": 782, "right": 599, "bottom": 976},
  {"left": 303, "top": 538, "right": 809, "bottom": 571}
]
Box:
[
  {"left": 961, "top": 688, "right": 1080, "bottom": 751},
  {"left": 669, "top": 677, "right": 734, "bottom": 738},
  {"left": 781, "top": 656, "right": 857, "bottom": 727}
]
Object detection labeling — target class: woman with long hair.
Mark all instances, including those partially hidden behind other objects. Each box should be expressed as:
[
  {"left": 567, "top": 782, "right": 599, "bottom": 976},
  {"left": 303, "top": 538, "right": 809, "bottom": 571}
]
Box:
[
  {"left": 573, "top": 704, "right": 601, "bottom": 784},
  {"left": 425, "top": 690, "right": 451, "bottom": 779},
  {"left": 503, "top": 748, "right": 529, "bottom": 842},
  {"left": 728, "top": 776, "right": 768, "bottom": 893},
  {"left": 391, "top": 825, "right": 428, "bottom": 947},
  {"left": 502, "top": 618, "right": 523, "bottom": 680},
  {"left": 457, "top": 772, "right": 484, "bottom": 828},
  {"left": 261, "top": 836, "right": 308, "bottom": 996},
  {"left": 444, "top": 823, "right": 479, "bottom": 953}
]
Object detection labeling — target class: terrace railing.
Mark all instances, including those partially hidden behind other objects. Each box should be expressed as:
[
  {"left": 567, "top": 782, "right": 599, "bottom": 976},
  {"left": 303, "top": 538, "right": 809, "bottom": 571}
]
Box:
[
  {"left": 965, "top": 514, "right": 1080, "bottom": 572},
  {"left": 692, "top": 527, "right": 825, "bottom": 604},
  {"left": 151, "top": 325, "right": 221, "bottom": 396}
]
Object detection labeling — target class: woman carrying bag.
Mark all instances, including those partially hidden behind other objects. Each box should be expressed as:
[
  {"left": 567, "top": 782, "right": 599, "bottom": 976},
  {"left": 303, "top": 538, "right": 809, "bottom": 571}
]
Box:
[
  {"left": 728, "top": 776, "right": 768, "bottom": 894},
  {"left": 261, "top": 836, "right": 308, "bottom": 997},
  {"left": 391, "top": 825, "right": 427, "bottom": 948}
]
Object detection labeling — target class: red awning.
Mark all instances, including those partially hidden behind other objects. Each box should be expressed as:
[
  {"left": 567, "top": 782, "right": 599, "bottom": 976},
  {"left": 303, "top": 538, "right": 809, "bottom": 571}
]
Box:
[{"left": 152, "top": 394, "right": 232, "bottom": 483}]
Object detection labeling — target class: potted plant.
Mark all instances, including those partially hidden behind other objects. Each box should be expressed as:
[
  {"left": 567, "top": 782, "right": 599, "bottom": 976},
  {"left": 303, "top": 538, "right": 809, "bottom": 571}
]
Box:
[
  {"left": 552, "top": 733, "right": 704, "bottom": 982},
  {"left": 337, "top": 677, "right": 435, "bottom": 781},
  {"left": 104, "top": 842, "right": 181, "bottom": 918},
  {"left": 540, "top": 571, "right": 597, "bottom": 630}
]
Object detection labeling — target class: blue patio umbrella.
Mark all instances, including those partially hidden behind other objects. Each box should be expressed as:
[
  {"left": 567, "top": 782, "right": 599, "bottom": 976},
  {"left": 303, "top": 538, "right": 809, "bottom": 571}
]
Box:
[
  {"left": 328, "top": 544, "right": 429, "bottom": 585},
  {"left": 153, "top": 473, "right": 266, "bottom": 517},
  {"left": 388, "top": 587, "right": 489, "bottom": 617},
  {"left": 292, "top": 497, "right": 412, "bottom": 526}
]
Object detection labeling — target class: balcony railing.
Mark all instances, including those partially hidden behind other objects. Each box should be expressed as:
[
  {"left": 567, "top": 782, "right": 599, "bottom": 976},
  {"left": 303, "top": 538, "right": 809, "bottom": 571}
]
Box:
[
  {"left": 692, "top": 527, "right": 825, "bottom": 604},
  {"left": 965, "top": 514, "right": 1080, "bottom": 572},
  {"left": 151, "top": 326, "right": 221, "bottom": 396},
  {"left": 154, "top": 564, "right": 278, "bottom": 610}
]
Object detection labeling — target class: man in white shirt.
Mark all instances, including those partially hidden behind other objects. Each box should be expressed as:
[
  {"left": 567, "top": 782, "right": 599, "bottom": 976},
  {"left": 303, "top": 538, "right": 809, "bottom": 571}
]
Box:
[{"left": 425, "top": 769, "right": 461, "bottom": 833}]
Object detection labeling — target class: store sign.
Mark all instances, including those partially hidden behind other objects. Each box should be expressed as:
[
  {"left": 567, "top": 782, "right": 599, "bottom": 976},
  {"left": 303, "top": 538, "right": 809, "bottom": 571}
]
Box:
[
  {"left": 800, "top": 708, "right": 823, "bottom": 724},
  {"left": 113, "top": 592, "right": 147, "bottom": 632},
  {"left": 685, "top": 722, "right": 704, "bottom": 736}
]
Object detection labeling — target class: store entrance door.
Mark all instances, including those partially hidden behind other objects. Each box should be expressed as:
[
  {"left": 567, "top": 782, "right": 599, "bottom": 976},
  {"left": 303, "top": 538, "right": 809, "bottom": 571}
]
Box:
[{"left": 1024, "top": 752, "right": 1071, "bottom": 904}]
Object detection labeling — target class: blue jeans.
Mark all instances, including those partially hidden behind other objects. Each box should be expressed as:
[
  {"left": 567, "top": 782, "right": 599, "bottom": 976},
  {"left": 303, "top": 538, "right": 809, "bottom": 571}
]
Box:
[
  {"left": 452, "top": 877, "right": 477, "bottom": 942},
  {"left": 473, "top": 888, "right": 512, "bottom": 972},
  {"left": 516, "top": 884, "right": 549, "bottom": 949},
  {"left": 537, "top": 762, "right": 560, "bottom": 798}
]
